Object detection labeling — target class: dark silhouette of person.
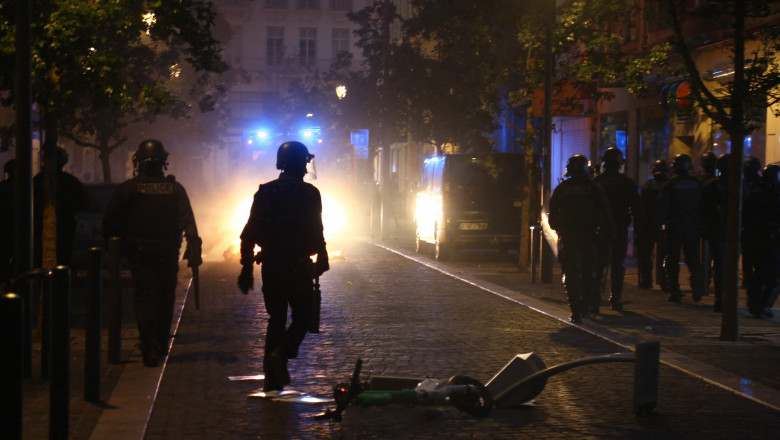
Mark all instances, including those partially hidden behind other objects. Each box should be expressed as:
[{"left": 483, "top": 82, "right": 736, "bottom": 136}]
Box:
[
  {"left": 656, "top": 153, "right": 703, "bottom": 303},
  {"left": 698, "top": 151, "right": 717, "bottom": 184},
  {"left": 593, "top": 147, "right": 640, "bottom": 312},
  {"left": 33, "top": 147, "right": 89, "bottom": 267},
  {"left": 103, "top": 139, "right": 202, "bottom": 367},
  {"left": 0, "top": 159, "right": 15, "bottom": 287},
  {"left": 549, "top": 154, "right": 615, "bottom": 323},
  {"left": 637, "top": 159, "right": 669, "bottom": 290},
  {"left": 741, "top": 156, "right": 762, "bottom": 288},
  {"left": 700, "top": 154, "right": 747, "bottom": 312},
  {"left": 743, "top": 163, "right": 780, "bottom": 319},
  {"left": 238, "top": 141, "right": 329, "bottom": 393}
]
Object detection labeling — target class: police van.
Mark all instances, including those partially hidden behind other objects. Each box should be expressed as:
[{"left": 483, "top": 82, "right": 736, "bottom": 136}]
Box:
[{"left": 414, "top": 153, "right": 524, "bottom": 260}]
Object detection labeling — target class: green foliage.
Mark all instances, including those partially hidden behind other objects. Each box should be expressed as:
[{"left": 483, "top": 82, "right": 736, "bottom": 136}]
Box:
[{"left": 0, "top": 0, "right": 227, "bottom": 178}]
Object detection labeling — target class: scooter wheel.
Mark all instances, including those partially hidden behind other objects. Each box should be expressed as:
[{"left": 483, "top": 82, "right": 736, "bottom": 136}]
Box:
[{"left": 447, "top": 375, "right": 493, "bottom": 417}]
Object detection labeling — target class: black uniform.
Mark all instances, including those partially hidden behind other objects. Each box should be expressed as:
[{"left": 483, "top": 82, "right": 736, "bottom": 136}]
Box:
[
  {"left": 656, "top": 173, "right": 703, "bottom": 302},
  {"left": 103, "top": 173, "right": 199, "bottom": 366},
  {"left": 549, "top": 175, "right": 615, "bottom": 322},
  {"left": 637, "top": 172, "right": 668, "bottom": 290},
  {"left": 594, "top": 170, "right": 640, "bottom": 309},
  {"left": 743, "top": 179, "right": 780, "bottom": 318},
  {"left": 239, "top": 171, "right": 328, "bottom": 390}
]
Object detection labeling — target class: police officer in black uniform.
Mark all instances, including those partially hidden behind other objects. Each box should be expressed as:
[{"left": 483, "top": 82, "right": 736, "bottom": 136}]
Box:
[
  {"left": 593, "top": 147, "right": 640, "bottom": 312},
  {"left": 238, "top": 141, "right": 329, "bottom": 392},
  {"left": 700, "top": 154, "right": 745, "bottom": 312},
  {"left": 103, "top": 139, "right": 202, "bottom": 367},
  {"left": 657, "top": 153, "right": 703, "bottom": 303},
  {"left": 550, "top": 154, "right": 615, "bottom": 323},
  {"left": 742, "top": 156, "right": 762, "bottom": 287},
  {"left": 743, "top": 164, "right": 780, "bottom": 318},
  {"left": 637, "top": 159, "right": 669, "bottom": 290}
]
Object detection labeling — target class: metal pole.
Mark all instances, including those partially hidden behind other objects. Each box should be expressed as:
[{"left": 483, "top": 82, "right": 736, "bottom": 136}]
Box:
[
  {"left": 540, "top": 0, "right": 556, "bottom": 283},
  {"left": 41, "top": 276, "right": 51, "bottom": 380},
  {"left": 85, "top": 248, "right": 103, "bottom": 401},
  {"left": 107, "top": 237, "right": 122, "bottom": 364},
  {"left": 49, "top": 266, "right": 71, "bottom": 440},
  {"left": 1, "top": 293, "right": 24, "bottom": 440},
  {"left": 530, "top": 226, "right": 538, "bottom": 284}
]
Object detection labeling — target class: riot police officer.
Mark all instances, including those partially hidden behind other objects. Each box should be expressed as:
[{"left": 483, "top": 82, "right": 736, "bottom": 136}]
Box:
[
  {"left": 593, "top": 147, "right": 640, "bottom": 311},
  {"left": 656, "top": 153, "right": 703, "bottom": 303},
  {"left": 550, "top": 154, "right": 615, "bottom": 323},
  {"left": 637, "top": 159, "right": 669, "bottom": 290},
  {"left": 103, "top": 139, "right": 202, "bottom": 367},
  {"left": 700, "top": 154, "right": 746, "bottom": 312},
  {"left": 743, "top": 164, "right": 780, "bottom": 318},
  {"left": 238, "top": 141, "right": 329, "bottom": 392},
  {"left": 742, "top": 156, "right": 762, "bottom": 287}
]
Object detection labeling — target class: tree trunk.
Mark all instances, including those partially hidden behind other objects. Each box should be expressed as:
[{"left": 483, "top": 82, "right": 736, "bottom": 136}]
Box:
[
  {"left": 721, "top": 1, "right": 746, "bottom": 341},
  {"left": 99, "top": 147, "right": 112, "bottom": 183}
]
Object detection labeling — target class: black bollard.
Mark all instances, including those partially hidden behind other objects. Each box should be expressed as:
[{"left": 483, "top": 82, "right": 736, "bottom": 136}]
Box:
[
  {"left": 41, "top": 276, "right": 52, "bottom": 381},
  {"left": 634, "top": 341, "right": 660, "bottom": 416},
  {"left": 107, "top": 237, "right": 122, "bottom": 364},
  {"left": 85, "top": 248, "right": 103, "bottom": 401},
  {"left": 1, "top": 293, "right": 24, "bottom": 440},
  {"left": 49, "top": 266, "right": 71, "bottom": 440}
]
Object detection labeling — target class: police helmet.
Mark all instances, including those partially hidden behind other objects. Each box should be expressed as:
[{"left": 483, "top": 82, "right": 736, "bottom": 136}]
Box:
[
  {"left": 651, "top": 159, "right": 668, "bottom": 177},
  {"left": 700, "top": 151, "right": 717, "bottom": 174},
  {"left": 761, "top": 164, "right": 780, "bottom": 189},
  {"left": 716, "top": 154, "right": 730, "bottom": 177},
  {"left": 671, "top": 154, "right": 692, "bottom": 175},
  {"left": 564, "top": 154, "right": 591, "bottom": 179},
  {"left": 601, "top": 147, "right": 624, "bottom": 170},
  {"left": 3, "top": 159, "right": 15, "bottom": 176},
  {"left": 276, "top": 141, "right": 314, "bottom": 171},
  {"left": 134, "top": 139, "right": 169, "bottom": 165}
]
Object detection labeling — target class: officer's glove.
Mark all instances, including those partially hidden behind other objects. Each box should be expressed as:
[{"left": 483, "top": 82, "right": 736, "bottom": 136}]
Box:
[
  {"left": 238, "top": 265, "right": 254, "bottom": 294},
  {"left": 315, "top": 251, "right": 330, "bottom": 277},
  {"left": 186, "top": 237, "right": 203, "bottom": 268}
]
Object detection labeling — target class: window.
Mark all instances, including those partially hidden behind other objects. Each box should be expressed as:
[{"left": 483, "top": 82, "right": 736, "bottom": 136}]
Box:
[
  {"left": 267, "top": 27, "right": 284, "bottom": 66},
  {"left": 332, "top": 28, "right": 349, "bottom": 58},
  {"left": 329, "top": 0, "right": 352, "bottom": 10},
  {"left": 264, "top": 0, "right": 287, "bottom": 8},
  {"left": 300, "top": 27, "right": 317, "bottom": 67},
  {"left": 297, "top": 0, "right": 320, "bottom": 9}
]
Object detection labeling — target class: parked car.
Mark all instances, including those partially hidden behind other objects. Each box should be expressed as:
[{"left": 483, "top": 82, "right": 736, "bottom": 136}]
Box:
[{"left": 414, "top": 153, "right": 525, "bottom": 260}]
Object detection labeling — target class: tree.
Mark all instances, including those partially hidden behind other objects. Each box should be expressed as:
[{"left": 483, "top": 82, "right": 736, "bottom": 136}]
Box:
[
  {"left": 654, "top": 0, "right": 780, "bottom": 340},
  {"left": 0, "top": 0, "right": 226, "bottom": 267}
]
